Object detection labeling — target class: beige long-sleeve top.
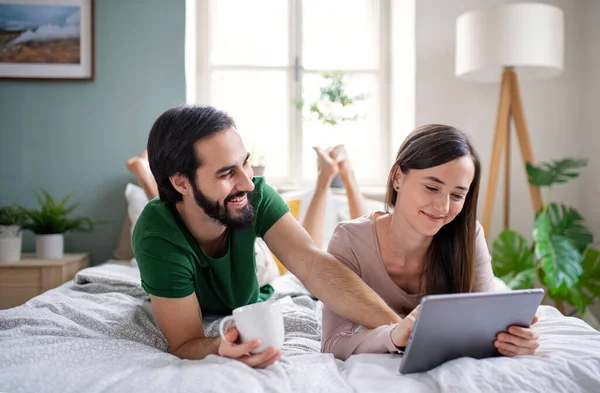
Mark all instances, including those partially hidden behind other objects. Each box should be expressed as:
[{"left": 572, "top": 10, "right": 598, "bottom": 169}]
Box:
[{"left": 321, "top": 212, "right": 497, "bottom": 360}]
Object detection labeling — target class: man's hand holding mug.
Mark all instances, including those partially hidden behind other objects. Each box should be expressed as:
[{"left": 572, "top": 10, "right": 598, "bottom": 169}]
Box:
[{"left": 218, "top": 300, "right": 285, "bottom": 369}]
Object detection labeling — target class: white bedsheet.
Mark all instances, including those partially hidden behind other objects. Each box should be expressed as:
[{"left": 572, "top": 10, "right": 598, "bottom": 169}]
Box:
[
  {"left": 341, "top": 305, "right": 600, "bottom": 393},
  {"left": 1, "top": 262, "right": 599, "bottom": 393}
]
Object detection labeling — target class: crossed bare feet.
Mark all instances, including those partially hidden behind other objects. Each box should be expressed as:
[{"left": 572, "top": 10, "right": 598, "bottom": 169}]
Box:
[{"left": 313, "top": 144, "right": 357, "bottom": 187}]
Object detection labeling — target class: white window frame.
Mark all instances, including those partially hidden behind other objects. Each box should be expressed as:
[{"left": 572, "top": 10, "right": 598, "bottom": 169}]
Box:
[{"left": 186, "top": 0, "right": 415, "bottom": 189}]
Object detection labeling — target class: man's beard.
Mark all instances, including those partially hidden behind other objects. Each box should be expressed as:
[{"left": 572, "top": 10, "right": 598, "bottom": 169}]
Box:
[{"left": 191, "top": 181, "right": 254, "bottom": 230}]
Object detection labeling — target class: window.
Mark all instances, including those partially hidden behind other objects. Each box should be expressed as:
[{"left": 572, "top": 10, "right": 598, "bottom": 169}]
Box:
[{"left": 186, "top": 0, "right": 414, "bottom": 187}]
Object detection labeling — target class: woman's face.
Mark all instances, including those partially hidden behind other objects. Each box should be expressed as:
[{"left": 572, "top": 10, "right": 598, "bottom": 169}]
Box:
[{"left": 394, "top": 156, "right": 475, "bottom": 237}]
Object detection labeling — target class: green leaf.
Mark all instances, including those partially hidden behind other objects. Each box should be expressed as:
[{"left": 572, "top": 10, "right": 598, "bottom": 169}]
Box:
[
  {"left": 526, "top": 157, "right": 588, "bottom": 187},
  {"left": 21, "top": 188, "right": 95, "bottom": 235},
  {"left": 502, "top": 268, "right": 537, "bottom": 289},
  {"left": 544, "top": 248, "right": 600, "bottom": 314},
  {"left": 545, "top": 203, "right": 593, "bottom": 252},
  {"left": 492, "top": 229, "right": 535, "bottom": 289},
  {"left": 296, "top": 71, "right": 368, "bottom": 126},
  {"left": 0, "top": 204, "right": 28, "bottom": 227},
  {"left": 534, "top": 214, "right": 583, "bottom": 289},
  {"left": 575, "top": 248, "right": 600, "bottom": 301}
]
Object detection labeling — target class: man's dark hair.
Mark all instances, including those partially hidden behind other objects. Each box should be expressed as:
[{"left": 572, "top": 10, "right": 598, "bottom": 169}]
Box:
[{"left": 147, "top": 104, "right": 236, "bottom": 204}]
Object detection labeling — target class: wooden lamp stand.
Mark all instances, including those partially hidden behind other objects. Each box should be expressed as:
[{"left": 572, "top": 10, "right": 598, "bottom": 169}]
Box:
[{"left": 481, "top": 67, "right": 544, "bottom": 239}]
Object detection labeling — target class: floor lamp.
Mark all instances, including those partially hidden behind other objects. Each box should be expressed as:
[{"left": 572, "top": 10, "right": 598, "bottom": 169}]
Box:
[{"left": 455, "top": 3, "right": 564, "bottom": 239}]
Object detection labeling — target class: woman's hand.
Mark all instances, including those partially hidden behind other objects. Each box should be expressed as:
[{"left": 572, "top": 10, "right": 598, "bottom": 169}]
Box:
[
  {"left": 494, "top": 316, "right": 540, "bottom": 356},
  {"left": 390, "top": 306, "right": 419, "bottom": 348}
]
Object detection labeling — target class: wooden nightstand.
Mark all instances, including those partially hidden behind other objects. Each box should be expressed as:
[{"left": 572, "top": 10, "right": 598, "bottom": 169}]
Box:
[{"left": 0, "top": 253, "right": 90, "bottom": 309}]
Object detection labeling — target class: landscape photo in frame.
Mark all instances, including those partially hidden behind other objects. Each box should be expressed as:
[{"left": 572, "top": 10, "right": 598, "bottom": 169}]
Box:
[{"left": 0, "top": 0, "right": 94, "bottom": 80}]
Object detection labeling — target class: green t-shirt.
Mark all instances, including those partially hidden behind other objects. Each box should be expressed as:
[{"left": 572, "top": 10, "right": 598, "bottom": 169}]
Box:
[{"left": 132, "top": 176, "right": 290, "bottom": 315}]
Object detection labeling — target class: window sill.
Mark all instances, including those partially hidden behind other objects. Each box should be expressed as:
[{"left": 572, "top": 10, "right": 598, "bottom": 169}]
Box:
[{"left": 273, "top": 184, "right": 387, "bottom": 202}]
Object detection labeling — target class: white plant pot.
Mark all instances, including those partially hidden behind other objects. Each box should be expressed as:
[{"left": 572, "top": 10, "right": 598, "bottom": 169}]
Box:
[
  {"left": 35, "top": 234, "right": 64, "bottom": 259},
  {"left": 0, "top": 225, "right": 22, "bottom": 263},
  {"left": 252, "top": 165, "right": 266, "bottom": 177}
]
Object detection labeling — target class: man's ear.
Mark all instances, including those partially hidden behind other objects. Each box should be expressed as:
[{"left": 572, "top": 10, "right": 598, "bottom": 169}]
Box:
[{"left": 170, "top": 173, "right": 190, "bottom": 196}]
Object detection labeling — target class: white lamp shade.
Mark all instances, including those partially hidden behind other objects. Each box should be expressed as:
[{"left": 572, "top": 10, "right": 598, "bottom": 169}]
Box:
[{"left": 456, "top": 3, "right": 564, "bottom": 83}]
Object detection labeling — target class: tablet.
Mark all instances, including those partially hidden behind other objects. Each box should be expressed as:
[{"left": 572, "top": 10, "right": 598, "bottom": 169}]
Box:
[{"left": 399, "top": 288, "right": 545, "bottom": 374}]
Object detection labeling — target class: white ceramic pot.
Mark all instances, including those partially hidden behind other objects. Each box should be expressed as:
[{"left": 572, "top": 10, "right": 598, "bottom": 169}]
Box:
[
  {"left": 0, "top": 225, "right": 22, "bottom": 262},
  {"left": 252, "top": 165, "right": 266, "bottom": 177},
  {"left": 35, "top": 234, "right": 64, "bottom": 259}
]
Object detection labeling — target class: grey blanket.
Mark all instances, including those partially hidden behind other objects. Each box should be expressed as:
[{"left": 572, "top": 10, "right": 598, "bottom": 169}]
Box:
[{"left": 0, "top": 263, "right": 351, "bottom": 393}]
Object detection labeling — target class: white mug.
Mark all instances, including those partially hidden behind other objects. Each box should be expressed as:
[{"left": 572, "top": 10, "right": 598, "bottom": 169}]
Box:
[{"left": 218, "top": 300, "right": 284, "bottom": 354}]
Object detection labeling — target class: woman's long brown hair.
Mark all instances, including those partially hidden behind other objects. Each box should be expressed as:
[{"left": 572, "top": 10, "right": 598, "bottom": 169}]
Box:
[{"left": 384, "top": 124, "right": 481, "bottom": 294}]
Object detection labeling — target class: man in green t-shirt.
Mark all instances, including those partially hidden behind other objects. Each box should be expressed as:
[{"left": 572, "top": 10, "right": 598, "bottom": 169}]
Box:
[{"left": 132, "top": 104, "right": 401, "bottom": 369}]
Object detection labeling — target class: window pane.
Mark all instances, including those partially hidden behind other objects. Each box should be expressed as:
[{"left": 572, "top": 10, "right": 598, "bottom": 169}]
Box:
[
  {"left": 301, "top": 72, "right": 382, "bottom": 183},
  {"left": 210, "top": 0, "right": 289, "bottom": 66},
  {"left": 302, "top": 0, "right": 379, "bottom": 70},
  {"left": 211, "top": 70, "right": 289, "bottom": 181}
]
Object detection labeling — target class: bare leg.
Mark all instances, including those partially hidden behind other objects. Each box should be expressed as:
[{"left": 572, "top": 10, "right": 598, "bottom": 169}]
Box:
[
  {"left": 301, "top": 147, "right": 339, "bottom": 249},
  {"left": 331, "top": 145, "right": 368, "bottom": 219}
]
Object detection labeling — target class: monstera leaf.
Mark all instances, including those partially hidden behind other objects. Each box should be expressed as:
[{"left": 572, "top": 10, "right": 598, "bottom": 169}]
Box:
[
  {"left": 545, "top": 203, "right": 594, "bottom": 252},
  {"left": 492, "top": 229, "right": 536, "bottom": 289},
  {"left": 526, "top": 157, "right": 588, "bottom": 187},
  {"left": 534, "top": 214, "right": 583, "bottom": 289},
  {"left": 569, "top": 248, "right": 600, "bottom": 313}
]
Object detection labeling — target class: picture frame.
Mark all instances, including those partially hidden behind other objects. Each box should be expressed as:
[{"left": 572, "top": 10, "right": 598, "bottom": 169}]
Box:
[{"left": 0, "top": 0, "right": 94, "bottom": 81}]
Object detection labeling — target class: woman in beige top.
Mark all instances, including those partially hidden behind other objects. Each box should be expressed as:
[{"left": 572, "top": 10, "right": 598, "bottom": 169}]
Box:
[{"left": 321, "top": 124, "right": 540, "bottom": 361}]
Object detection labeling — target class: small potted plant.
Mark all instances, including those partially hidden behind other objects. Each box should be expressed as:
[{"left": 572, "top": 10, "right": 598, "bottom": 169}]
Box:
[
  {"left": 22, "top": 189, "right": 93, "bottom": 259},
  {"left": 0, "top": 205, "right": 27, "bottom": 262},
  {"left": 250, "top": 146, "right": 266, "bottom": 177}
]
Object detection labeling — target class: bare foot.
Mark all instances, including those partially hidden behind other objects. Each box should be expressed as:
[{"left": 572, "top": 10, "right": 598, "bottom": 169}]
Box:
[
  {"left": 329, "top": 144, "right": 355, "bottom": 183},
  {"left": 126, "top": 150, "right": 159, "bottom": 199},
  {"left": 313, "top": 146, "right": 339, "bottom": 185}
]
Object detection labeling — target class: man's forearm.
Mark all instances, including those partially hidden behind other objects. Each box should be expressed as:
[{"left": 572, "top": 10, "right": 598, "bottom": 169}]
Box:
[
  {"left": 305, "top": 251, "right": 402, "bottom": 329},
  {"left": 171, "top": 336, "right": 220, "bottom": 360}
]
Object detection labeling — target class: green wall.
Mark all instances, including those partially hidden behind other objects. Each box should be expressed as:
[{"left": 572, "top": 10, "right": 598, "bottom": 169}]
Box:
[{"left": 0, "top": 0, "right": 186, "bottom": 264}]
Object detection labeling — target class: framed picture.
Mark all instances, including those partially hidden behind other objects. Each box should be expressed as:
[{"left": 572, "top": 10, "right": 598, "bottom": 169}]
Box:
[{"left": 0, "top": 0, "right": 94, "bottom": 81}]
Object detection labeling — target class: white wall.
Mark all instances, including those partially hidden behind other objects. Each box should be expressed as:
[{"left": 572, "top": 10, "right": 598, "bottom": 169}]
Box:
[
  {"left": 582, "top": 0, "right": 600, "bottom": 246},
  {"left": 415, "top": 0, "right": 586, "bottom": 244},
  {"left": 582, "top": 0, "right": 600, "bottom": 319}
]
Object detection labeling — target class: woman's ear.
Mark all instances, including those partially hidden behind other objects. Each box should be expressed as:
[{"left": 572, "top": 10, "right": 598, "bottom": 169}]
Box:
[{"left": 392, "top": 166, "right": 404, "bottom": 190}]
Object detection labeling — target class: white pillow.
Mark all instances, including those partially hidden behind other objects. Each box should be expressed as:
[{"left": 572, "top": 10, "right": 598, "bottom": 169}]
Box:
[
  {"left": 255, "top": 238, "right": 281, "bottom": 287},
  {"left": 125, "top": 183, "right": 149, "bottom": 237}
]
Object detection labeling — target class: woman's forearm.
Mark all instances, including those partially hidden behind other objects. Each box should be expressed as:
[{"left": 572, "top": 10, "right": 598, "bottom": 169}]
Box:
[{"left": 321, "top": 306, "right": 398, "bottom": 360}]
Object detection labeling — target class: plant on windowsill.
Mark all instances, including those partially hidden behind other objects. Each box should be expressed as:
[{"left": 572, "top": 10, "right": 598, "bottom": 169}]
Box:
[
  {"left": 250, "top": 146, "right": 266, "bottom": 178},
  {"left": 22, "top": 189, "right": 94, "bottom": 259},
  {"left": 491, "top": 157, "right": 600, "bottom": 317},
  {"left": 295, "top": 71, "right": 368, "bottom": 188},
  {"left": 0, "top": 205, "right": 28, "bottom": 262}
]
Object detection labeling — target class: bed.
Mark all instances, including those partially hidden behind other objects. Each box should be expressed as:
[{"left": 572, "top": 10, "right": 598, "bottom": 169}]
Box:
[{"left": 1, "top": 260, "right": 599, "bottom": 393}]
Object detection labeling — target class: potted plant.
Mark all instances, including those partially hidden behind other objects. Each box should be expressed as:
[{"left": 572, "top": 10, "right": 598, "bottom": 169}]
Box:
[
  {"left": 492, "top": 157, "right": 600, "bottom": 317},
  {"left": 0, "top": 205, "right": 27, "bottom": 262},
  {"left": 250, "top": 146, "right": 266, "bottom": 177},
  {"left": 296, "top": 71, "right": 367, "bottom": 188},
  {"left": 22, "top": 189, "right": 93, "bottom": 259}
]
